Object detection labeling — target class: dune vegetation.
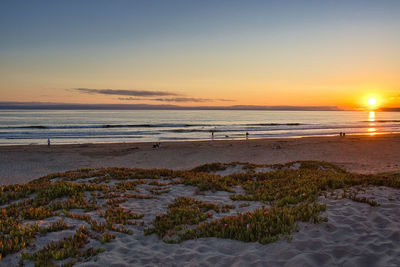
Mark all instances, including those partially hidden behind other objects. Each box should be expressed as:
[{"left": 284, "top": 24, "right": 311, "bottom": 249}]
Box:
[{"left": 1, "top": 161, "right": 399, "bottom": 266}]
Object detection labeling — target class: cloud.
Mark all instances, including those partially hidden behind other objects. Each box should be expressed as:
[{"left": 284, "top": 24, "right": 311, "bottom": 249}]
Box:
[
  {"left": 118, "top": 97, "right": 235, "bottom": 103},
  {"left": 217, "top": 99, "right": 235, "bottom": 102},
  {"left": 73, "top": 88, "right": 235, "bottom": 103},
  {"left": 118, "top": 97, "right": 211, "bottom": 102},
  {"left": 74, "top": 88, "right": 180, "bottom": 97}
]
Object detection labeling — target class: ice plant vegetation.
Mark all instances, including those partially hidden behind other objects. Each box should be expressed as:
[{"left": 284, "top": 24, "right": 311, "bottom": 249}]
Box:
[
  {"left": 144, "top": 196, "right": 234, "bottom": 242},
  {"left": 0, "top": 161, "right": 399, "bottom": 265}
]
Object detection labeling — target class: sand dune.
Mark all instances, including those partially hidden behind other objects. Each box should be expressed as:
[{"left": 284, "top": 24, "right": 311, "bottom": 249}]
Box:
[
  {"left": 2, "top": 166, "right": 400, "bottom": 266},
  {"left": 73, "top": 186, "right": 400, "bottom": 267}
]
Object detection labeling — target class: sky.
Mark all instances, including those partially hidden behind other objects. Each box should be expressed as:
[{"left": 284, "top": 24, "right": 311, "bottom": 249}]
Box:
[{"left": 0, "top": 0, "right": 399, "bottom": 109}]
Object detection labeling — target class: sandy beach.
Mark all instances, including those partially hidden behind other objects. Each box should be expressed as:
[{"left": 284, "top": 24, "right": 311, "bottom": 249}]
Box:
[
  {"left": 1, "top": 160, "right": 399, "bottom": 266},
  {"left": 1, "top": 135, "right": 400, "bottom": 266},
  {"left": 1, "top": 133, "right": 400, "bottom": 185}
]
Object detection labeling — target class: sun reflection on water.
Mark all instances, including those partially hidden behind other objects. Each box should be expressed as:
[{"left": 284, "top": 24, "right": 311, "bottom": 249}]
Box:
[
  {"left": 367, "top": 111, "right": 377, "bottom": 135},
  {"left": 368, "top": 111, "right": 375, "bottom": 122}
]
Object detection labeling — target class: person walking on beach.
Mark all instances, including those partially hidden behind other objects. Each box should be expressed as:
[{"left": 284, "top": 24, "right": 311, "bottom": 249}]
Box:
[
  {"left": 246, "top": 132, "right": 249, "bottom": 140},
  {"left": 47, "top": 138, "right": 51, "bottom": 146}
]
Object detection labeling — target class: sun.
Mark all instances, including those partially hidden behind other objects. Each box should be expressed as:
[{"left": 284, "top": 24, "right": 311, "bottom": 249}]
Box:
[{"left": 368, "top": 97, "right": 377, "bottom": 106}]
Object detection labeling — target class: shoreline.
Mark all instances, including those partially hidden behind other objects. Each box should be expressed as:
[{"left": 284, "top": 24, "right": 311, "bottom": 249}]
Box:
[
  {"left": 0, "top": 131, "right": 395, "bottom": 147},
  {"left": 1, "top": 133, "right": 400, "bottom": 185},
  {"left": 0, "top": 131, "right": 394, "bottom": 147}
]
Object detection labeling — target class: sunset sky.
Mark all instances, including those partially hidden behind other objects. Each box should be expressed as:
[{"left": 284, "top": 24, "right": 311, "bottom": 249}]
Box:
[{"left": 1, "top": 0, "right": 399, "bottom": 109}]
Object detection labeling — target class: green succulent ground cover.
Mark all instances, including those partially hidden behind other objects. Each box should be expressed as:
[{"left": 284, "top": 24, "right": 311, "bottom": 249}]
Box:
[
  {"left": 0, "top": 161, "right": 399, "bottom": 266},
  {"left": 144, "top": 196, "right": 234, "bottom": 242}
]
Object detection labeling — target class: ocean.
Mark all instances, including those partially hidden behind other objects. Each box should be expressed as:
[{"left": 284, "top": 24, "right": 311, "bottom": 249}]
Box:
[{"left": 0, "top": 109, "right": 400, "bottom": 145}]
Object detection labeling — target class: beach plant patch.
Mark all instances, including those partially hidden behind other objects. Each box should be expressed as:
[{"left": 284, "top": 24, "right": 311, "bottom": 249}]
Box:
[{"left": 144, "top": 196, "right": 234, "bottom": 242}]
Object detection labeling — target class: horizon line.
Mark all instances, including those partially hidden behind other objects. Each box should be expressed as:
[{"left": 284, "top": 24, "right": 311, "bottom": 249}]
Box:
[{"left": 0, "top": 101, "right": 398, "bottom": 112}]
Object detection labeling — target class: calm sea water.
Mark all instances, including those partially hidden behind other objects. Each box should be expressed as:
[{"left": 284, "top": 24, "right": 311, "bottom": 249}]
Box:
[{"left": 0, "top": 109, "right": 400, "bottom": 145}]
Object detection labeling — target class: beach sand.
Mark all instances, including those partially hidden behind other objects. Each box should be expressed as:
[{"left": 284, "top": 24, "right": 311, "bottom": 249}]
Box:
[
  {"left": 82, "top": 185, "right": 400, "bottom": 267},
  {"left": 1, "top": 135, "right": 400, "bottom": 266},
  {"left": 1, "top": 133, "right": 400, "bottom": 185},
  {"left": 2, "top": 164, "right": 399, "bottom": 266}
]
